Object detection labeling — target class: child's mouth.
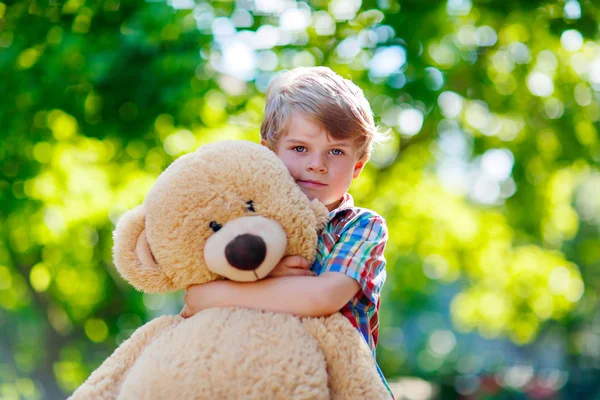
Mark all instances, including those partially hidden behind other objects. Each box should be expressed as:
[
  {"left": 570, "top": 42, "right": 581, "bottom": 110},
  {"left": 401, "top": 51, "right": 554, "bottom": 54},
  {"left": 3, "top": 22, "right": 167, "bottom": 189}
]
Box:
[{"left": 297, "top": 180, "right": 327, "bottom": 188}]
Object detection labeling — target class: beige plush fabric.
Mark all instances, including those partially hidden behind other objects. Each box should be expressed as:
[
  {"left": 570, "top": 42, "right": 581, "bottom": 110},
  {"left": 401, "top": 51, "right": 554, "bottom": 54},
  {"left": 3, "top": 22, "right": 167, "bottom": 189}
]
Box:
[{"left": 70, "top": 141, "right": 391, "bottom": 399}]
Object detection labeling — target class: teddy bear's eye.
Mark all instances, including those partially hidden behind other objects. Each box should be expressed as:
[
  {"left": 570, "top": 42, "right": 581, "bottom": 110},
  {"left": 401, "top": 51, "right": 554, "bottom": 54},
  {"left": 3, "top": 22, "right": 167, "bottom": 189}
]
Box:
[
  {"left": 209, "top": 221, "right": 222, "bottom": 232},
  {"left": 246, "top": 201, "right": 256, "bottom": 212}
]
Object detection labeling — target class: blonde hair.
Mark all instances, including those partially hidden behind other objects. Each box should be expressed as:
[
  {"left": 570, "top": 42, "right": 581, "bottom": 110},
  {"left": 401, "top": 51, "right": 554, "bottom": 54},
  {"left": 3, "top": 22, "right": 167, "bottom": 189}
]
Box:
[{"left": 260, "top": 67, "right": 384, "bottom": 160}]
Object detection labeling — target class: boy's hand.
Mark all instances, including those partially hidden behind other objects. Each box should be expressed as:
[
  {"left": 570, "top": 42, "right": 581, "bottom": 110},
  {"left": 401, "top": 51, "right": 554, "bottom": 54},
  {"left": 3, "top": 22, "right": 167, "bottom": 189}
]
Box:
[
  {"left": 267, "top": 255, "right": 315, "bottom": 278},
  {"left": 180, "top": 256, "right": 316, "bottom": 318},
  {"left": 180, "top": 281, "right": 223, "bottom": 319}
]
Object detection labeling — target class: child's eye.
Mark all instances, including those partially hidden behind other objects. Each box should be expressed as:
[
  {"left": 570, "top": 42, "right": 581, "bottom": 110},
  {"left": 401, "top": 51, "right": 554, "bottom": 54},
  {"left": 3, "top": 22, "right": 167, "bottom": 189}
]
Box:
[
  {"left": 292, "top": 146, "right": 307, "bottom": 153},
  {"left": 330, "top": 149, "right": 344, "bottom": 155}
]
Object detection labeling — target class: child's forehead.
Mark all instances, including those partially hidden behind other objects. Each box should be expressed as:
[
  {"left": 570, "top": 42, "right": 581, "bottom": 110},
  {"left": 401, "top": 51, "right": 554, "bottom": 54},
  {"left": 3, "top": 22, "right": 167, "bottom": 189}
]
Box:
[
  {"left": 283, "top": 113, "right": 358, "bottom": 147},
  {"left": 280, "top": 130, "right": 356, "bottom": 148}
]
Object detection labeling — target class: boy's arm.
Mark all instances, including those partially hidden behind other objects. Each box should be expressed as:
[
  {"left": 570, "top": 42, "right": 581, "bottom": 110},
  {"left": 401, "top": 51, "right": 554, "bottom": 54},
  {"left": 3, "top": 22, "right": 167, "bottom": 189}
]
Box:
[{"left": 181, "top": 272, "right": 359, "bottom": 318}]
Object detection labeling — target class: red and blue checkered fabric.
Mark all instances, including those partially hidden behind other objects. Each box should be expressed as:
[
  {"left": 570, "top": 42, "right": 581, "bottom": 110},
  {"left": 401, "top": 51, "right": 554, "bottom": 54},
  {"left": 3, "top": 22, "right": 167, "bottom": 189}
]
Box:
[{"left": 311, "top": 193, "right": 388, "bottom": 355}]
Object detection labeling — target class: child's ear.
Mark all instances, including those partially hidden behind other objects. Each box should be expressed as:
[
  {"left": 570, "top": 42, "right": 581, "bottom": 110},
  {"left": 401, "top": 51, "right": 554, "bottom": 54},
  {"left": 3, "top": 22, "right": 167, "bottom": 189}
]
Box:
[
  {"left": 261, "top": 139, "right": 279, "bottom": 152},
  {"left": 352, "top": 157, "right": 368, "bottom": 179}
]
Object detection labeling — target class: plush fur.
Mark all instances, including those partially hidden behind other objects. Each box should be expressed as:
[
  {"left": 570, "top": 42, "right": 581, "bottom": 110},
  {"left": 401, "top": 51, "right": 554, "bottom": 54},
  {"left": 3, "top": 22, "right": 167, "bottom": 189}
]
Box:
[{"left": 70, "top": 141, "right": 390, "bottom": 399}]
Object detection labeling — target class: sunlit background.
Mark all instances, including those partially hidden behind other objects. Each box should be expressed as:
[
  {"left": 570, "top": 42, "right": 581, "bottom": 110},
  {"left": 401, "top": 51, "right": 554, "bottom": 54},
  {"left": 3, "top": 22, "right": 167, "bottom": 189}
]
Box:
[{"left": 1, "top": 0, "right": 599, "bottom": 398}]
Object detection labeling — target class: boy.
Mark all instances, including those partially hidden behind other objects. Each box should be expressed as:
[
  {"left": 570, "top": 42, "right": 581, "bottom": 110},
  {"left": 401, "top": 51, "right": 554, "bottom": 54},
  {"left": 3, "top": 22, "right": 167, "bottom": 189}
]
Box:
[{"left": 182, "top": 67, "right": 390, "bottom": 391}]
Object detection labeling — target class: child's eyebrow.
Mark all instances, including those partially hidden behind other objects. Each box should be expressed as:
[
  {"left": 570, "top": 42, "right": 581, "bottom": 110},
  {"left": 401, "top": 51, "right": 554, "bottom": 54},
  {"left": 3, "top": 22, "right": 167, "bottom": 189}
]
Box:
[
  {"left": 327, "top": 141, "right": 352, "bottom": 150},
  {"left": 285, "top": 138, "right": 352, "bottom": 149},
  {"left": 285, "top": 139, "right": 308, "bottom": 145}
]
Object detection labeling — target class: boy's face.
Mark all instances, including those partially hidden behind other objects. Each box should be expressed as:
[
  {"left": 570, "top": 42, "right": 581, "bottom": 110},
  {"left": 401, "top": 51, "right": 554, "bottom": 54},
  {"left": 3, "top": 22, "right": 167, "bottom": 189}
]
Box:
[{"left": 265, "top": 112, "right": 367, "bottom": 211}]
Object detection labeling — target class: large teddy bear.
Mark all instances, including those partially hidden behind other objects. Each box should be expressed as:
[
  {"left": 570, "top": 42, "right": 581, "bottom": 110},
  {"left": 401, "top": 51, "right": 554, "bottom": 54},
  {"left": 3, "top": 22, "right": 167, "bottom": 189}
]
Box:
[{"left": 70, "top": 141, "right": 391, "bottom": 399}]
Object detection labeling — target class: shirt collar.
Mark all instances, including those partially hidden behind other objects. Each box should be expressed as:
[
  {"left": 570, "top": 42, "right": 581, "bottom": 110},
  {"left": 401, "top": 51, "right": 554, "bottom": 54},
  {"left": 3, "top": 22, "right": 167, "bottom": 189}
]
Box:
[{"left": 329, "top": 193, "right": 354, "bottom": 217}]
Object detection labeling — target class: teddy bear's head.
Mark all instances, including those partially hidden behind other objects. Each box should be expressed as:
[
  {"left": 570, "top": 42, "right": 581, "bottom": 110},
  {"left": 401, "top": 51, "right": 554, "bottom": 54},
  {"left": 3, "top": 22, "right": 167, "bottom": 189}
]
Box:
[{"left": 112, "top": 141, "right": 330, "bottom": 293}]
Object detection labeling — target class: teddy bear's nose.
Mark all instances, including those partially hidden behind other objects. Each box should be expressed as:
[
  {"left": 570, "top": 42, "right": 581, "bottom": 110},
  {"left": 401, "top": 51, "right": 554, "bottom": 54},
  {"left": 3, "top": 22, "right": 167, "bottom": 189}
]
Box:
[{"left": 224, "top": 234, "right": 267, "bottom": 271}]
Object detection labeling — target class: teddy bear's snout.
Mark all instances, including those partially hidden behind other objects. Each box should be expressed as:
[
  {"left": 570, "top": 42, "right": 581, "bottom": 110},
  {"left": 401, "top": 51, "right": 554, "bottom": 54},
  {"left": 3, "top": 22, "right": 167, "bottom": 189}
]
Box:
[
  {"left": 204, "top": 216, "right": 287, "bottom": 282},
  {"left": 224, "top": 234, "right": 267, "bottom": 271}
]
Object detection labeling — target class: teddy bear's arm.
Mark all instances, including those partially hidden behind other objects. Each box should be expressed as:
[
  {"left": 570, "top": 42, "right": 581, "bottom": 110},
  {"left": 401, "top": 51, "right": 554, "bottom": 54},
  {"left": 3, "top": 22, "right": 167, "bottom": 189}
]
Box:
[
  {"left": 68, "top": 315, "right": 183, "bottom": 400},
  {"left": 301, "top": 314, "right": 393, "bottom": 400}
]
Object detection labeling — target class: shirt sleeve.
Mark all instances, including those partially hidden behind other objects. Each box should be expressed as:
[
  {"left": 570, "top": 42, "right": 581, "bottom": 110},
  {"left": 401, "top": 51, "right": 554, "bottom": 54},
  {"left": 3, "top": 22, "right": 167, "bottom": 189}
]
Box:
[{"left": 319, "top": 212, "right": 388, "bottom": 305}]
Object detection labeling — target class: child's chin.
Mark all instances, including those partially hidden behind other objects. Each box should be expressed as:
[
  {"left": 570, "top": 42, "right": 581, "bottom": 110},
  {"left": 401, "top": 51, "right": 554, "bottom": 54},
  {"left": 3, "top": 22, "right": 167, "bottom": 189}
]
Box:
[
  {"left": 298, "top": 187, "right": 329, "bottom": 205},
  {"left": 298, "top": 188, "right": 315, "bottom": 199}
]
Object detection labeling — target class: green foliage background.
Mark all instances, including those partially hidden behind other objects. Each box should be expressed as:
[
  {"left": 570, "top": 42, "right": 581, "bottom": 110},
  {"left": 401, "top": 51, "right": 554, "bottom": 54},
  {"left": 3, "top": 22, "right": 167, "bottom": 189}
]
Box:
[{"left": 1, "top": 0, "right": 599, "bottom": 398}]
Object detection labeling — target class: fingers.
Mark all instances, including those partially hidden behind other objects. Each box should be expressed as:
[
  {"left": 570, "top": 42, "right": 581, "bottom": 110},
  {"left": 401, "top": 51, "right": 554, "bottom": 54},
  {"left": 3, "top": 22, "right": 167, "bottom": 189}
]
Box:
[
  {"left": 267, "top": 256, "right": 314, "bottom": 278},
  {"left": 180, "top": 305, "right": 192, "bottom": 318},
  {"left": 270, "top": 267, "right": 316, "bottom": 277},
  {"left": 292, "top": 268, "right": 316, "bottom": 276},
  {"left": 282, "top": 256, "right": 311, "bottom": 269},
  {"left": 181, "top": 291, "right": 195, "bottom": 318}
]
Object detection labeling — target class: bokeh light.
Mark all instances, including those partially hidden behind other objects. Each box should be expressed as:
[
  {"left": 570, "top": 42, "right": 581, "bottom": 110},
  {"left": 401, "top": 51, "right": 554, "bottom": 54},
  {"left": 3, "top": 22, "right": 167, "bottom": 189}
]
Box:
[{"left": 1, "top": 0, "right": 599, "bottom": 398}]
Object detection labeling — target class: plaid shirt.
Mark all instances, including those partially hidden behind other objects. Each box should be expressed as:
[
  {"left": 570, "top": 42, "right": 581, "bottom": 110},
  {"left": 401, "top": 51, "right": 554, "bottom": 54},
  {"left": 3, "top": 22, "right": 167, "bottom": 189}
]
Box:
[{"left": 311, "top": 193, "right": 388, "bottom": 354}]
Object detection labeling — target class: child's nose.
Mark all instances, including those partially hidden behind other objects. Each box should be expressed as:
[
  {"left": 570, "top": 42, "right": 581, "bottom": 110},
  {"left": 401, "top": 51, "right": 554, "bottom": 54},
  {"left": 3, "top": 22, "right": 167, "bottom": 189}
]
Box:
[
  {"left": 307, "top": 163, "right": 327, "bottom": 173},
  {"left": 306, "top": 156, "right": 327, "bottom": 173}
]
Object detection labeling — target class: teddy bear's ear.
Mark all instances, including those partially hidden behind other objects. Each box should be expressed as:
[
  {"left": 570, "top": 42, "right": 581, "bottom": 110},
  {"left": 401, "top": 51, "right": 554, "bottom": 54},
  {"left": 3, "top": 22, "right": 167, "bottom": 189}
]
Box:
[
  {"left": 112, "top": 205, "right": 174, "bottom": 293},
  {"left": 310, "top": 199, "right": 330, "bottom": 232}
]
